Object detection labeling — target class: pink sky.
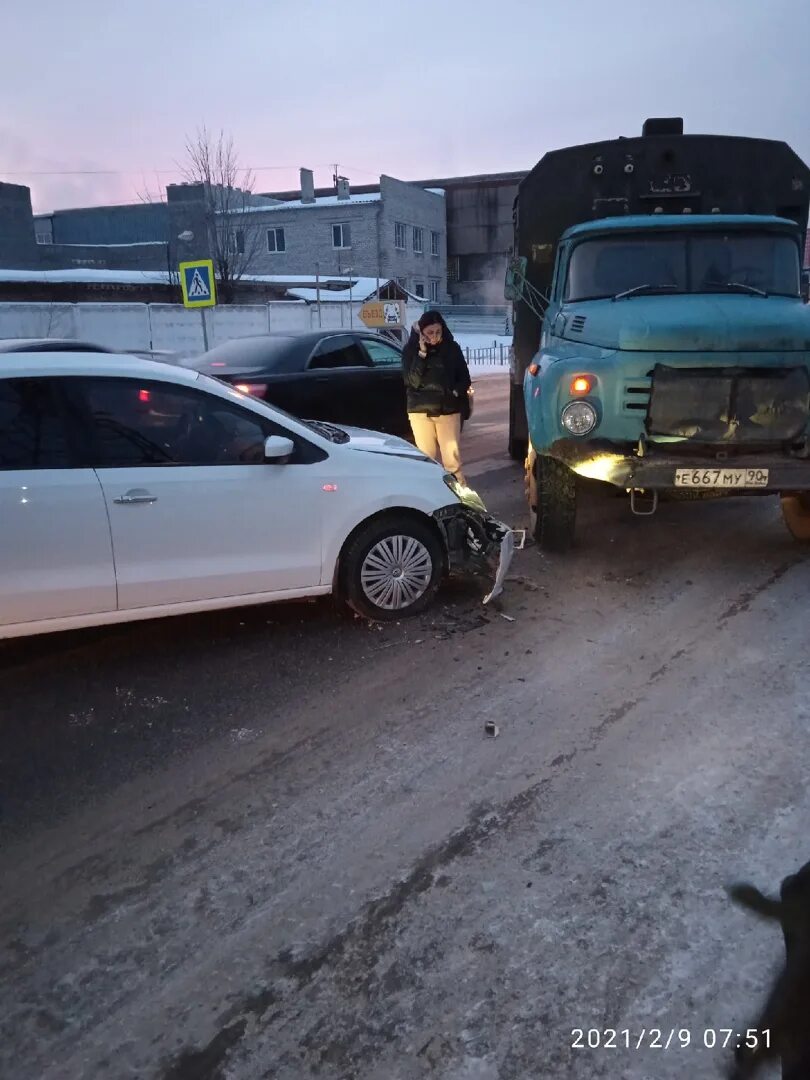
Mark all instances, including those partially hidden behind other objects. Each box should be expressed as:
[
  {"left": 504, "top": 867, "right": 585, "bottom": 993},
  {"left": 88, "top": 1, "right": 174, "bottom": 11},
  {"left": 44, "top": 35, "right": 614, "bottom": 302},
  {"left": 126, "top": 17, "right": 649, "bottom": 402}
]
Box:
[{"left": 3, "top": 0, "right": 809, "bottom": 214}]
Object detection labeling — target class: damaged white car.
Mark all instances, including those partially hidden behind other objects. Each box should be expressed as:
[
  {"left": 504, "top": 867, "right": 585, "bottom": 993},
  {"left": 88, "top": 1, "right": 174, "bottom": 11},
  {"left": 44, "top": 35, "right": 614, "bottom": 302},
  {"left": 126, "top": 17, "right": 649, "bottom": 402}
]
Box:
[{"left": 0, "top": 352, "right": 513, "bottom": 639}]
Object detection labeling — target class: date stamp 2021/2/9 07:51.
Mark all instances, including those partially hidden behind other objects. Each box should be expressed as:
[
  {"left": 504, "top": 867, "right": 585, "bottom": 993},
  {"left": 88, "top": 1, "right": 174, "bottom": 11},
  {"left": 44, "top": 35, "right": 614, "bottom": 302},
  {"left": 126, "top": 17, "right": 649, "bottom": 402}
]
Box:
[{"left": 571, "top": 1028, "right": 771, "bottom": 1052}]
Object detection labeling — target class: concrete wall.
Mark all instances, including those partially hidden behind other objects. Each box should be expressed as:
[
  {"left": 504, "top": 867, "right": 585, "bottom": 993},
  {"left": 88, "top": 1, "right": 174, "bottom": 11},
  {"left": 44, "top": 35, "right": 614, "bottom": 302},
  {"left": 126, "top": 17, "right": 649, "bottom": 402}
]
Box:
[
  {"left": 37, "top": 242, "right": 168, "bottom": 272},
  {"left": 0, "top": 300, "right": 426, "bottom": 357},
  {"left": 443, "top": 178, "right": 521, "bottom": 304},
  {"left": 0, "top": 183, "right": 38, "bottom": 269},
  {"left": 46, "top": 203, "right": 169, "bottom": 245}
]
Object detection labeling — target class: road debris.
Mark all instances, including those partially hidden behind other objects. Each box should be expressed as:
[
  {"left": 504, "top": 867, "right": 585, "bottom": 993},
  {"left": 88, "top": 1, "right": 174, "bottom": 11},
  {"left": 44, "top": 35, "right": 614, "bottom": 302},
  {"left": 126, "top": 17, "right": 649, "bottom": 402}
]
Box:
[{"left": 484, "top": 721, "right": 500, "bottom": 738}]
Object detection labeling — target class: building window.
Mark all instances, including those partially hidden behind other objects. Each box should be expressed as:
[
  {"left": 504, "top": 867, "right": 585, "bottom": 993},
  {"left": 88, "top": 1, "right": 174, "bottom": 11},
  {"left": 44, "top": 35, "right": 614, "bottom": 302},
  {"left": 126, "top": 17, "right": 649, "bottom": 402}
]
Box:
[
  {"left": 431, "top": 231, "right": 440, "bottom": 257},
  {"left": 414, "top": 281, "right": 425, "bottom": 298},
  {"left": 394, "top": 222, "right": 407, "bottom": 250},
  {"left": 267, "top": 227, "right": 286, "bottom": 253},
  {"left": 413, "top": 227, "right": 424, "bottom": 254},
  {"left": 332, "top": 223, "right": 351, "bottom": 249},
  {"left": 236, "top": 229, "right": 245, "bottom": 255},
  {"left": 447, "top": 256, "right": 460, "bottom": 281},
  {"left": 429, "top": 279, "right": 440, "bottom": 302}
]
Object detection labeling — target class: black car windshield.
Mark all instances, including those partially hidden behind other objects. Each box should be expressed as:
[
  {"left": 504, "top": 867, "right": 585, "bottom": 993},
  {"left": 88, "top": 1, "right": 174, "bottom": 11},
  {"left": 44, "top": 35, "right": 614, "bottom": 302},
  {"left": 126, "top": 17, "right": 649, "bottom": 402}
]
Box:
[
  {"left": 184, "top": 336, "right": 297, "bottom": 372},
  {"left": 564, "top": 231, "right": 800, "bottom": 301},
  {"left": 195, "top": 372, "right": 350, "bottom": 442}
]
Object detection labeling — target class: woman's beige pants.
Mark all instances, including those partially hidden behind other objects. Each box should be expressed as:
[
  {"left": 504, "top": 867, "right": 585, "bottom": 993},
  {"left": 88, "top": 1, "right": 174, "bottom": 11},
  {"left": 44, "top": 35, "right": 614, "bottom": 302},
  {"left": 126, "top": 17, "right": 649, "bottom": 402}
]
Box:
[{"left": 408, "top": 412, "right": 464, "bottom": 483}]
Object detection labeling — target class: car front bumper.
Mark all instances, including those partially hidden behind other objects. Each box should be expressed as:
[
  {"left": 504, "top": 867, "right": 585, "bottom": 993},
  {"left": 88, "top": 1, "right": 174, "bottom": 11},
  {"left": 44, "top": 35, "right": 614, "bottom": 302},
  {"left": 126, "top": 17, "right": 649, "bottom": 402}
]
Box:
[{"left": 432, "top": 502, "right": 516, "bottom": 604}]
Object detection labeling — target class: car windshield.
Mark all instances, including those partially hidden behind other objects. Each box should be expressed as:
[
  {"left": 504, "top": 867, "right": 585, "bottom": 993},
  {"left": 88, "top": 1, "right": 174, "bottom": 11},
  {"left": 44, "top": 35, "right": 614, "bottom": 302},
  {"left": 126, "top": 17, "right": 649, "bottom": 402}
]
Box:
[
  {"left": 184, "top": 336, "right": 297, "bottom": 372},
  {"left": 564, "top": 231, "right": 800, "bottom": 301}
]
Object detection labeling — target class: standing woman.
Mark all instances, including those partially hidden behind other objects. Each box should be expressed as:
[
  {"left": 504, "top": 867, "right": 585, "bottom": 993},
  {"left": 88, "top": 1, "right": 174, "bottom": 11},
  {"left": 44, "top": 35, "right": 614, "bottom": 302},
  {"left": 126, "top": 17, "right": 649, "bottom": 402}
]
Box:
[{"left": 402, "top": 310, "right": 471, "bottom": 484}]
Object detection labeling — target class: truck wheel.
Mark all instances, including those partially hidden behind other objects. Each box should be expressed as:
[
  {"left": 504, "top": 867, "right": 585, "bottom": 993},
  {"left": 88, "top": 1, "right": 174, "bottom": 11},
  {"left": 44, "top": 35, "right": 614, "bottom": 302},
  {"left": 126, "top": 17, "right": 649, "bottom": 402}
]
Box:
[
  {"left": 508, "top": 383, "right": 527, "bottom": 461},
  {"left": 780, "top": 493, "right": 810, "bottom": 541},
  {"left": 339, "top": 514, "right": 444, "bottom": 620},
  {"left": 528, "top": 453, "right": 577, "bottom": 551}
]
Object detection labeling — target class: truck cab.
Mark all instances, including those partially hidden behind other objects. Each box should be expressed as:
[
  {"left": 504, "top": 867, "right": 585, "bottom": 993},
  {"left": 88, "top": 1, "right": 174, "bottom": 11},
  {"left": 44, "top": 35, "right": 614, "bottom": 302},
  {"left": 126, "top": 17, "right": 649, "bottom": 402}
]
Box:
[
  {"left": 522, "top": 212, "right": 810, "bottom": 548},
  {"left": 507, "top": 118, "right": 810, "bottom": 550}
]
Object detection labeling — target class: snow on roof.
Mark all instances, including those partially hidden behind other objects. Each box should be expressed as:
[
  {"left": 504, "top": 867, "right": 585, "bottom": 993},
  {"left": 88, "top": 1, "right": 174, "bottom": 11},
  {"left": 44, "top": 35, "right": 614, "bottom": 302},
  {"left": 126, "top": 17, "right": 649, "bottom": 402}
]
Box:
[
  {"left": 229, "top": 192, "right": 382, "bottom": 214},
  {"left": 425, "top": 188, "right": 446, "bottom": 196},
  {"left": 0, "top": 267, "right": 422, "bottom": 302},
  {"left": 0, "top": 268, "right": 172, "bottom": 285}
]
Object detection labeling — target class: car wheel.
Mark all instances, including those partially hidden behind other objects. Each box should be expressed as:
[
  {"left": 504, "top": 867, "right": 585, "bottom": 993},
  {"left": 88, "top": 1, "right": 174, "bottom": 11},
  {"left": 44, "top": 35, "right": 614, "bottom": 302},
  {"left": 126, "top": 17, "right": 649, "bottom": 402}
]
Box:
[
  {"left": 529, "top": 452, "right": 577, "bottom": 552},
  {"left": 340, "top": 515, "right": 444, "bottom": 621},
  {"left": 781, "top": 493, "right": 810, "bottom": 541}
]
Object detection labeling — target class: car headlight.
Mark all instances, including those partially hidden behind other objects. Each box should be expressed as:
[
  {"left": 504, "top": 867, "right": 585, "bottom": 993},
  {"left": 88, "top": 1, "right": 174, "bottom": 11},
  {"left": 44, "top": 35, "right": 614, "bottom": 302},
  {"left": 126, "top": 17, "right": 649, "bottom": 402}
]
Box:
[
  {"left": 443, "top": 473, "right": 487, "bottom": 513},
  {"left": 561, "top": 400, "right": 597, "bottom": 436}
]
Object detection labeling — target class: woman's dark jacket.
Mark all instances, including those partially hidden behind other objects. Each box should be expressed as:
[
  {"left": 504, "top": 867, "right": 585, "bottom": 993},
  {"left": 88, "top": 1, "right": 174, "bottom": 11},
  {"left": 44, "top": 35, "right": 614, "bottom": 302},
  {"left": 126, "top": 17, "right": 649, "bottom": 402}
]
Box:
[{"left": 401, "top": 326, "right": 471, "bottom": 416}]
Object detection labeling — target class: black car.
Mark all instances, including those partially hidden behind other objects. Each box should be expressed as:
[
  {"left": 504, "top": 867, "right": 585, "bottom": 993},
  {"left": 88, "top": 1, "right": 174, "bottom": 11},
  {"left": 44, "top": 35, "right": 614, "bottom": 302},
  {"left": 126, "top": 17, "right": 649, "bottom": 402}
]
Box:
[{"left": 185, "top": 330, "right": 408, "bottom": 436}]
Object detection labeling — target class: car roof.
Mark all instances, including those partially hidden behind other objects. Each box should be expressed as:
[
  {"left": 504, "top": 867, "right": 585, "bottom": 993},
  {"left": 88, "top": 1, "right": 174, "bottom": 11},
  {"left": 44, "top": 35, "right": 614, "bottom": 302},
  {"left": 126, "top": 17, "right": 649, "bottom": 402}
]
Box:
[
  {"left": 0, "top": 350, "right": 202, "bottom": 384},
  {"left": 188, "top": 329, "right": 399, "bottom": 373},
  {"left": 0, "top": 337, "right": 114, "bottom": 353}
]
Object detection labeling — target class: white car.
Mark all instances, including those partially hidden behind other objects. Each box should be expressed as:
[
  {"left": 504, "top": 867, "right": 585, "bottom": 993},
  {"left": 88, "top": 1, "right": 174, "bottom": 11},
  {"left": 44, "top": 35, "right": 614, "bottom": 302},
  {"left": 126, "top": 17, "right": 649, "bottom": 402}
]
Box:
[{"left": 0, "top": 352, "right": 511, "bottom": 640}]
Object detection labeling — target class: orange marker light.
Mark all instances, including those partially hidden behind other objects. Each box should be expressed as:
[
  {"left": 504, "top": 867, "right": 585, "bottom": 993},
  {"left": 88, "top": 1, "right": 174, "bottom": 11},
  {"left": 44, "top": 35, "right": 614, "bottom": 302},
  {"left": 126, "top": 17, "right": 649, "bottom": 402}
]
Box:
[
  {"left": 528, "top": 362, "right": 540, "bottom": 376},
  {"left": 570, "top": 375, "right": 592, "bottom": 395}
]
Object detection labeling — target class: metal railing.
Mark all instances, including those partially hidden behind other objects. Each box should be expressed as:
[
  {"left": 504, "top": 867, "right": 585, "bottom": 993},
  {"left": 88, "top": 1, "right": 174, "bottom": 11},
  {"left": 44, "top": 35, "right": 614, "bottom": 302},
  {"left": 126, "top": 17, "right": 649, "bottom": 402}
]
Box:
[{"left": 463, "top": 343, "right": 513, "bottom": 367}]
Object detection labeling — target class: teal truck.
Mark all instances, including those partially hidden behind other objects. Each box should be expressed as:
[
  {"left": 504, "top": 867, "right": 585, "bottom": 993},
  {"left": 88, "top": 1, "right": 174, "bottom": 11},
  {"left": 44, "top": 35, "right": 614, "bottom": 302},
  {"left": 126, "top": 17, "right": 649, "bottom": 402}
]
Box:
[{"left": 506, "top": 118, "right": 810, "bottom": 550}]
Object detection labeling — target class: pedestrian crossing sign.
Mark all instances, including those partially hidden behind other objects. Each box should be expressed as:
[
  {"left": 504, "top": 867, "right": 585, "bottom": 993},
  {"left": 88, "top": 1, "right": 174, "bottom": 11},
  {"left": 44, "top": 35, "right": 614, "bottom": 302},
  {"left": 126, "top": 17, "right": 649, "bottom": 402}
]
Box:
[{"left": 179, "top": 259, "right": 217, "bottom": 308}]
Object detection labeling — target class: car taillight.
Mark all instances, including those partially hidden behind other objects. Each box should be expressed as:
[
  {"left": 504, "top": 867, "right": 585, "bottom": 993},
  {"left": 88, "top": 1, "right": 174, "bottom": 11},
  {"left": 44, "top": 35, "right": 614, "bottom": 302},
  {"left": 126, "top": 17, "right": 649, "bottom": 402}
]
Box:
[
  {"left": 138, "top": 389, "right": 151, "bottom": 402},
  {"left": 234, "top": 383, "right": 268, "bottom": 397}
]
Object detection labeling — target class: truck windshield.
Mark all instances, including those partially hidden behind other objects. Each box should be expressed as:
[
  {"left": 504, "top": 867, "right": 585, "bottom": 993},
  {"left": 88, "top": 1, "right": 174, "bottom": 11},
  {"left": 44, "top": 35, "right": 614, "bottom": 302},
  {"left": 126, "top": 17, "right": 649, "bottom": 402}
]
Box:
[{"left": 565, "top": 231, "right": 800, "bottom": 301}]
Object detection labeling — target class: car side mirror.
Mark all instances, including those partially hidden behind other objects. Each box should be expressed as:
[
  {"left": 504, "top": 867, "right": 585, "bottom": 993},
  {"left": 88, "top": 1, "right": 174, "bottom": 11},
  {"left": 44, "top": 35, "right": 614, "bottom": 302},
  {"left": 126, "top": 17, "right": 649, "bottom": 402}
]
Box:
[
  {"left": 801, "top": 269, "right": 809, "bottom": 303},
  {"left": 264, "top": 435, "right": 295, "bottom": 462}
]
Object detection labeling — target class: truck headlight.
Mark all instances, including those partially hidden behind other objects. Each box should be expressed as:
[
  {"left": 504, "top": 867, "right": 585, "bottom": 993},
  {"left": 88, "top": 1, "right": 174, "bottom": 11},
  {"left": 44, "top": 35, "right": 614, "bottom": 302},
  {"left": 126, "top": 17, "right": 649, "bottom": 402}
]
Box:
[{"left": 561, "top": 400, "right": 597, "bottom": 436}]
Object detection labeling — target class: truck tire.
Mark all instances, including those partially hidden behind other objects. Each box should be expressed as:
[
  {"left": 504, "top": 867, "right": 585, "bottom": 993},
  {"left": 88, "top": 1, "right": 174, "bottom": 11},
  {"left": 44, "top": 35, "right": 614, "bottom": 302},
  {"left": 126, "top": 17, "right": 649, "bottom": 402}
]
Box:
[
  {"left": 781, "top": 493, "right": 810, "bottom": 541},
  {"left": 508, "top": 383, "right": 527, "bottom": 461},
  {"left": 528, "top": 453, "right": 577, "bottom": 551}
]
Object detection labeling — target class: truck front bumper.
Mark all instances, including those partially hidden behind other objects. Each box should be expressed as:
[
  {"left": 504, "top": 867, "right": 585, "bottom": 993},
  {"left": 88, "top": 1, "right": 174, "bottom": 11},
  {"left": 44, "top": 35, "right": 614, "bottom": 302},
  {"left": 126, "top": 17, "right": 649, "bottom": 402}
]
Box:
[{"left": 550, "top": 438, "right": 810, "bottom": 492}]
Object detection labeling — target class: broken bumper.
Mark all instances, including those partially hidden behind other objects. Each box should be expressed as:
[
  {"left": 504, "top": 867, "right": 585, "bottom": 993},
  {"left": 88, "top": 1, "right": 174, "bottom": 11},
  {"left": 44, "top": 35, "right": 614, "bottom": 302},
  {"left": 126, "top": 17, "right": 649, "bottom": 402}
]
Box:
[{"left": 433, "top": 499, "right": 516, "bottom": 605}]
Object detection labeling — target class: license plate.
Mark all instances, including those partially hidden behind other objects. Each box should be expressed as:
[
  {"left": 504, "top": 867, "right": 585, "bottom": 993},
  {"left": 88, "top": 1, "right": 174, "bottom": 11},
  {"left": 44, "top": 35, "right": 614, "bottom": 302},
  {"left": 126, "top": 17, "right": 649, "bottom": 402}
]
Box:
[{"left": 674, "top": 467, "right": 770, "bottom": 489}]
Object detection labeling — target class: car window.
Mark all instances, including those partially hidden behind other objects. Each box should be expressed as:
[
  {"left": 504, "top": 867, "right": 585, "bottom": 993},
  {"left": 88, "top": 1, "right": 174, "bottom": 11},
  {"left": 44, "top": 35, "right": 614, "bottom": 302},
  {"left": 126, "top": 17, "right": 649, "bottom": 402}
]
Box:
[
  {"left": 362, "top": 339, "right": 403, "bottom": 368},
  {"left": 308, "top": 336, "right": 370, "bottom": 370},
  {"left": 0, "top": 378, "right": 73, "bottom": 469},
  {"left": 76, "top": 378, "right": 311, "bottom": 467}
]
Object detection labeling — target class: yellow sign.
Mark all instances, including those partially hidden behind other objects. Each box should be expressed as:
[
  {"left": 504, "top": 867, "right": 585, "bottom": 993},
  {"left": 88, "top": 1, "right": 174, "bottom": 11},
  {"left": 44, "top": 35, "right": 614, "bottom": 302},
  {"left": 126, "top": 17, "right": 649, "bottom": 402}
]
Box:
[
  {"left": 360, "top": 300, "right": 405, "bottom": 328},
  {"left": 179, "top": 259, "right": 217, "bottom": 308}
]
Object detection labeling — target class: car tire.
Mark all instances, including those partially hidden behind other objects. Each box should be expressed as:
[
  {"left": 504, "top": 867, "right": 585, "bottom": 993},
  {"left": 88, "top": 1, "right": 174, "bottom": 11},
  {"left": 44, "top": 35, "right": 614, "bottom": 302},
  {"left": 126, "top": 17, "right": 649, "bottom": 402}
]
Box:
[
  {"left": 340, "top": 514, "right": 444, "bottom": 621},
  {"left": 528, "top": 453, "right": 577, "bottom": 551},
  {"left": 781, "top": 493, "right": 810, "bottom": 541}
]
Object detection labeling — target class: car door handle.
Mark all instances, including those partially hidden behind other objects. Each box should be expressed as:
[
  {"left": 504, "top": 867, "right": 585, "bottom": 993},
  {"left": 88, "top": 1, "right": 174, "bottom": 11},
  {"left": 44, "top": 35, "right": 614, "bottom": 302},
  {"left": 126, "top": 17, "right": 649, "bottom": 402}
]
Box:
[{"left": 114, "top": 489, "right": 158, "bottom": 505}]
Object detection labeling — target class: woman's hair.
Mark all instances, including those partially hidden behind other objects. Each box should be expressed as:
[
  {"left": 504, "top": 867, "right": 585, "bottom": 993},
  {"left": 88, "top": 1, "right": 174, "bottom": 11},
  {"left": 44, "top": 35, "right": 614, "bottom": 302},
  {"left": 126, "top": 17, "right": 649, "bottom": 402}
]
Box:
[{"left": 418, "top": 309, "right": 450, "bottom": 333}]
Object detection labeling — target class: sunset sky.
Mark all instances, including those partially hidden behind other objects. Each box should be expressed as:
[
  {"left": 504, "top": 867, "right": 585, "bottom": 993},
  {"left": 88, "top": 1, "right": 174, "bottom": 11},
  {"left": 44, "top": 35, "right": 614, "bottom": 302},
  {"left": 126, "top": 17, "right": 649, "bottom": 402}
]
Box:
[{"left": 3, "top": 0, "right": 809, "bottom": 213}]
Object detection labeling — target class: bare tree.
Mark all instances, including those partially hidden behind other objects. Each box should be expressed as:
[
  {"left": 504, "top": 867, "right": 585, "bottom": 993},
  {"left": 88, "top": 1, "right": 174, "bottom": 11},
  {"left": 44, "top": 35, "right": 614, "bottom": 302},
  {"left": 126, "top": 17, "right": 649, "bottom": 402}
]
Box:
[{"left": 181, "top": 126, "right": 265, "bottom": 302}]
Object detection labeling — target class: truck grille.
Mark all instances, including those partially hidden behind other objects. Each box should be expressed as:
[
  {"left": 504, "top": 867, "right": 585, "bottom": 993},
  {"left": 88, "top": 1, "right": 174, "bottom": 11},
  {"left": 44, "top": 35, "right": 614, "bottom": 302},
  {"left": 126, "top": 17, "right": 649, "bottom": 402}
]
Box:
[
  {"left": 622, "top": 377, "right": 652, "bottom": 414},
  {"left": 647, "top": 365, "right": 810, "bottom": 443}
]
